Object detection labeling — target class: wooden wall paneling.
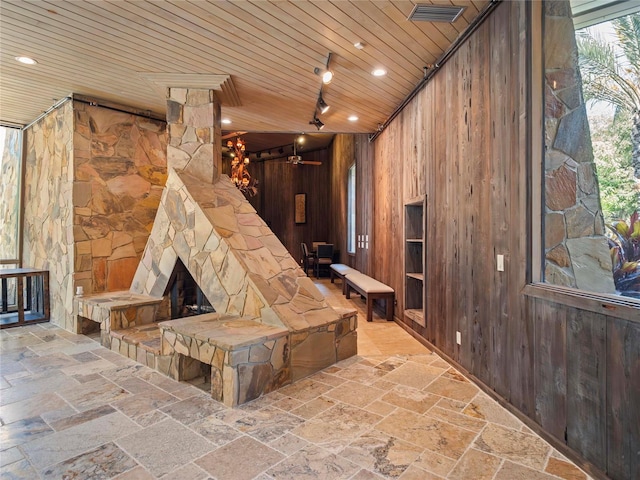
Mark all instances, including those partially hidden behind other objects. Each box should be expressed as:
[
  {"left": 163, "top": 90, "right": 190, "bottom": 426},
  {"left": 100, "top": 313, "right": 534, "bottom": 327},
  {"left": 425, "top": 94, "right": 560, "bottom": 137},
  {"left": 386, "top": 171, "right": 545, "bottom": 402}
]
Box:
[
  {"left": 533, "top": 298, "right": 567, "bottom": 441},
  {"left": 258, "top": 148, "right": 331, "bottom": 265},
  {"left": 487, "top": 1, "right": 511, "bottom": 399},
  {"left": 468, "top": 13, "right": 492, "bottom": 385},
  {"left": 356, "top": 134, "right": 374, "bottom": 274},
  {"left": 507, "top": 0, "right": 534, "bottom": 416},
  {"left": 566, "top": 310, "right": 607, "bottom": 468},
  {"left": 606, "top": 318, "right": 640, "bottom": 479},
  {"left": 457, "top": 38, "right": 473, "bottom": 369},
  {"left": 424, "top": 85, "right": 436, "bottom": 341}
]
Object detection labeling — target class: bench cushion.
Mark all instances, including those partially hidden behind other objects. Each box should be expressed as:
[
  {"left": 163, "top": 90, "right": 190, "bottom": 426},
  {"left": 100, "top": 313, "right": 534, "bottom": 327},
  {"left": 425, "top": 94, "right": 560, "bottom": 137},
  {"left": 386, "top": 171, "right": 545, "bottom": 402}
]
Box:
[
  {"left": 347, "top": 273, "right": 394, "bottom": 293},
  {"left": 330, "top": 264, "right": 359, "bottom": 276}
]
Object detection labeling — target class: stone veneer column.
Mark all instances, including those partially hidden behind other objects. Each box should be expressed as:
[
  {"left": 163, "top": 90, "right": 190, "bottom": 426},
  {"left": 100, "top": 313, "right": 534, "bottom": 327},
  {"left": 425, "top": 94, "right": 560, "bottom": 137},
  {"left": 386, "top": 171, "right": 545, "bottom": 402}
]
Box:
[
  {"left": 166, "top": 88, "right": 222, "bottom": 184},
  {"left": 543, "top": 1, "right": 615, "bottom": 293}
]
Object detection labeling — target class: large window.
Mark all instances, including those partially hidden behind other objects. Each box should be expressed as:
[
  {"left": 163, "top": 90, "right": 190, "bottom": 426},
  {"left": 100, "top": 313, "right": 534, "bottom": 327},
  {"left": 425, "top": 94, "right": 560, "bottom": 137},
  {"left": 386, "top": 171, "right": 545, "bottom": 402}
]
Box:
[
  {"left": 542, "top": 7, "right": 639, "bottom": 299},
  {"left": 347, "top": 163, "right": 356, "bottom": 254},
  {"left": 0, "top": 126, "right": 22, "bottom": 266}
]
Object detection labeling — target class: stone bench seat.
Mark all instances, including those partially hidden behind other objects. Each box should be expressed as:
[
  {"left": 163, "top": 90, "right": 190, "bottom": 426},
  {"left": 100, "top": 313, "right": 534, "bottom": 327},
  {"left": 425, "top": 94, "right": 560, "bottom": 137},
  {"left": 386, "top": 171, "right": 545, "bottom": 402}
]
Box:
[
  {"left": 158, "top": 313, "right": 290, "bottom": 406},
  {"left": 345, "top": 273, "right": 395, "bottom": 323},
  {"left": 330, "top": 264, "right": 360, "bottom": 294},
  {"left": 76, "top": 291, "right": 165, "bottom": 335}
]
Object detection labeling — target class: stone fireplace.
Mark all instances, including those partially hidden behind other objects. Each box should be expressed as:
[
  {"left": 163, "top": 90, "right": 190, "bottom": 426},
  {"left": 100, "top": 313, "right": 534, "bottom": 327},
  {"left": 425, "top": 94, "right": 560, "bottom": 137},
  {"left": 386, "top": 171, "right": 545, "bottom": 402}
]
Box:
[{"left": 76, "top": 87, "right": 357, "bottom": 406}]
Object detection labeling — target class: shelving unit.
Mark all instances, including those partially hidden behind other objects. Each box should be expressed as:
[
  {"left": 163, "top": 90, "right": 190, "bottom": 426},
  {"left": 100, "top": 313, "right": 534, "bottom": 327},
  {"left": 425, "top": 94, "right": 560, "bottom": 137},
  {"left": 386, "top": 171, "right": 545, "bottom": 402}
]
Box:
[{"left": 404, "top": 197, "right": 425, "bottom": 327}]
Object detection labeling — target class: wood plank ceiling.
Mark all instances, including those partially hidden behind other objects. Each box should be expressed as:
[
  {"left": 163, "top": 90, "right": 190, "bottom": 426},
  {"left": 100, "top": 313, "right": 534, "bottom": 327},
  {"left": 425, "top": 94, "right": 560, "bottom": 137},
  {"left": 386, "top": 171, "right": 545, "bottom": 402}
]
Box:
[{"left": 1, "top": 0, "right": 489, "bottom": 134}]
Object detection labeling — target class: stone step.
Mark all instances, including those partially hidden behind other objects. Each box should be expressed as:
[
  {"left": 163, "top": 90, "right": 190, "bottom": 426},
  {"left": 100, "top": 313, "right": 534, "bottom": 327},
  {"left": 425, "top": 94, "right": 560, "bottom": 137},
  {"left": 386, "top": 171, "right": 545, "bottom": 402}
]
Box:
[{"left": 110, "top": 324, "right": 162, "bottom": 355}]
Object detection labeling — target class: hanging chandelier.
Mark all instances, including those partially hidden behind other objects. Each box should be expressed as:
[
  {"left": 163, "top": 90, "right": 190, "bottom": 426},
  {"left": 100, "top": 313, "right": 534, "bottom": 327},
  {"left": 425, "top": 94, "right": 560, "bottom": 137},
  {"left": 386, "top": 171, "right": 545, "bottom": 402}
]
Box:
[{"left": 228, "top": 137, "right": 258, "bottom": 197}]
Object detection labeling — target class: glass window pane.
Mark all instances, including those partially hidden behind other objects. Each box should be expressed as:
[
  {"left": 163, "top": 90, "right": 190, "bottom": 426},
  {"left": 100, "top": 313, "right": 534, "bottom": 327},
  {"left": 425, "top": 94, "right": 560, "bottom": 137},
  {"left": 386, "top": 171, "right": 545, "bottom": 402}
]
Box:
[{"left": 0, "top": 126, "right": 22, "bottom": 262}]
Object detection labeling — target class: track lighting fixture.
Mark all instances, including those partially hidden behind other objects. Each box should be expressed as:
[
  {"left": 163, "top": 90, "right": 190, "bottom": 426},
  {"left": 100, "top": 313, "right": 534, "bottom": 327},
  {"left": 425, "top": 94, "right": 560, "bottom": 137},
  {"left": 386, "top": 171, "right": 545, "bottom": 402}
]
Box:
[
  {"left": 317, "top": 93, "right": 330, "bottom": 114},
  {"left": 309, "top": 116, "right": 324, "bottom": 130},
  {"left": 313, "top": 52, "right": 333, "bottom": 84}
]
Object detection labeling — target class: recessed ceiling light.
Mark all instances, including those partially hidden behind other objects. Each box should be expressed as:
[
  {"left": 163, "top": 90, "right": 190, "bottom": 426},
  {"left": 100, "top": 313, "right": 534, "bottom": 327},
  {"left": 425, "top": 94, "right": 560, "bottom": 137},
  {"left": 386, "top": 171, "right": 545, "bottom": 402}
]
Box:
[
  {"left": 348, "top": 115, "right": 359, "bottom": 122},
  {"left": 15, "top": 56, "right": 37, "bottom": 65},
  {"left": 221, "top": 118, "right": 231, "bottom": 124},
  {"left": 354, "top": 42, "right": 365, "bottom": 50},
  {"left": 372, "top": 68, "right": 387, "bottom": 77}
]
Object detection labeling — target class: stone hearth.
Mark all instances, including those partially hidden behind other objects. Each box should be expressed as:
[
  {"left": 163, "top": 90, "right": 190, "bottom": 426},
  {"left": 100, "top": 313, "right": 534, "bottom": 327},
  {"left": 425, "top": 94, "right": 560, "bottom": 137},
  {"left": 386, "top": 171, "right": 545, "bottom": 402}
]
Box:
[{"left": 76, "top": 88, "right": 357, "bottom": 406}]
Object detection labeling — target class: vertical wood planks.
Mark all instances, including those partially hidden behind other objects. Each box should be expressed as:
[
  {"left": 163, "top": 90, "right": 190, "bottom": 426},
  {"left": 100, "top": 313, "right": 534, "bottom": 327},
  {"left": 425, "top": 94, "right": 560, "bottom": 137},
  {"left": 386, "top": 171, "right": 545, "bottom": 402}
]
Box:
[
  {"left": 606, "top": 318, "right": 640, "bottom": 479},
  {"left": 566, "top": 310, "right": 607, "bottom": 467},
  {"left": 533, "top": 298, "right": 567, "bottom": 441}
]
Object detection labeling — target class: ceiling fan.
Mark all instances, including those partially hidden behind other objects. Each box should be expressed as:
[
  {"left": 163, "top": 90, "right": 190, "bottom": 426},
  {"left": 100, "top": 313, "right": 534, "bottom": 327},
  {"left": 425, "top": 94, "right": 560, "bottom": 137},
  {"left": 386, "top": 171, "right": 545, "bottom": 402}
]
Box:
[{"left": 287, "top": 139, "right": 322, "bottom": 166}]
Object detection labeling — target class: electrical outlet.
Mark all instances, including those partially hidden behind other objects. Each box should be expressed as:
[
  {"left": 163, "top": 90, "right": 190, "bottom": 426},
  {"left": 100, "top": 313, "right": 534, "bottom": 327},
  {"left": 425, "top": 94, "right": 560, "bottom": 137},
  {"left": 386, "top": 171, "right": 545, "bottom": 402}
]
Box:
[
  {"left": 497, "top": 254, "right": 504, "bottom": 272},
  {"left": 456, "top": 331, "right": 461, "bottom": 345}
]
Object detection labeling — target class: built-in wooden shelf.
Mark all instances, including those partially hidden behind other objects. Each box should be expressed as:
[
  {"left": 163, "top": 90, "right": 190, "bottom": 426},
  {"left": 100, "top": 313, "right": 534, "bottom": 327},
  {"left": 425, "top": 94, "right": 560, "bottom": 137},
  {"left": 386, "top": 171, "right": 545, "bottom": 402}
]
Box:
[
  {"left": 404, "top": 197, "right": 425, "bottom": 328},
  {"left": 406, "top": 273, "right": 424, "bottom": 281}
]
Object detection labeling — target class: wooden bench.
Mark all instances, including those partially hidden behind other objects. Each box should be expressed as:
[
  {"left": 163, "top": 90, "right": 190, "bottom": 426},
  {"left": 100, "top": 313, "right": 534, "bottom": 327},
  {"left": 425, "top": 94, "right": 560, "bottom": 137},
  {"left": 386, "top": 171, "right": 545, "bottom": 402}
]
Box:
[
  {"left": 330, "top": 264, "right": 360, "bottom": 294},
  {"left": 345, "top": 272, "right": 394, "bottom": 323}
]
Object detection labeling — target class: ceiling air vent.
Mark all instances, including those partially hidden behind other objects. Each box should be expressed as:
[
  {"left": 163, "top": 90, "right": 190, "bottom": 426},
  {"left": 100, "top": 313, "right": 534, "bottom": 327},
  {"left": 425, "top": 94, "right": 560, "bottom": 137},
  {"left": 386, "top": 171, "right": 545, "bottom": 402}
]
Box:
[{"left": 408, "top": 4, "right": 466, "bottom": 23}]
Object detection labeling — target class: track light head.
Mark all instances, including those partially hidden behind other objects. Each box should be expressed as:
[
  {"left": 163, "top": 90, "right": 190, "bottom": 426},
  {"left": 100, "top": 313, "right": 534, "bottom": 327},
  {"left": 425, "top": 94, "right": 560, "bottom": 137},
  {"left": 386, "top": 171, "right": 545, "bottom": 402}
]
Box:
[
  {"left": 309, "top": 116, "right": 324, "bottom": 130},
  {"left": 317, "top": 94, "right": 330, "bottom": 114}
]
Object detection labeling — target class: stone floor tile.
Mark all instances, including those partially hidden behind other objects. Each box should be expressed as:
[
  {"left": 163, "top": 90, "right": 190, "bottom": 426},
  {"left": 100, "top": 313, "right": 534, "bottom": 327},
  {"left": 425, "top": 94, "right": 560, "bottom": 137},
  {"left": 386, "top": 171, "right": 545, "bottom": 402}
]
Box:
[
  {"left": 233, "top": 405, "right": 305, "bottom": 443},
  {"left": 494, "top": 460, "right": 561, "bottom": 479},
  {"left": 411, "top": 449, "right": 457, "bottom": 477},
  {"left": 269, "top": 432, "right": 309, "bottom": 455},
  {"left": 159, "top": 462, "right": 211, "bottom": 480},
  {"left": 426, "top": 406, "right": 487, "bottom": 432},
  {"left": 350, "top": 468, "right": 386, "bottom": 480},
  {"left": 48, "top": 404, "right": 117, "bottom": 431},
  {"left": 276, "top": 377, "right": 335, "bottom": 401},
  {"left": 397, "top": 465, "right": 444, "bottom": 479},
  {"left": 190, "top": 415, "right": 242, "bottom": 447},
  {"left": 447, "top": 448, "right": 502, "bottom": 479},
  {"left": 40, "top": 442, "right": 138, "bottom": 479},
  {"left": 159, "top": 394, "right": 225, "bottom": 425},
  {"left": 267, "top": 444, "right": 360, "bottom": 480},
  {"left": 462, "top": 393, "right": 523, "bottom": 430},
  {"left": 340, "top": 430, "right": 424, "bottom": 477},
  {"left": 117, "top": 418, "right": 213, "bottom": 477},
  {"left": 0, "top": 415, "right": 54, "bottom": 449},
  {"left": 383, "top": 362, "right": 446, "bottom": 390},
  {"left": 290, "top": 396, "right": 338, "bottom": 419},
  {"left": 423, "top": 377, "right": 479, "bottom": 403},
  {"left": 545, "top": 456, "right": 588, "bottom": 480},
  {"left": 376, "top": 410, "right": 477, "bottom": 460},
  {"left": 22, "top": 411, "right": 140, "bottom": 469},
  {"left": 364, "top": 400, "right": 397, "bottom": 417},
  {"left": 381, "top": 385, "right": 439, "bottom": 414},
  {"left": 0, "top": 446, "right": 24, "bottom": 467},
  {"left": 292, "top": 404, "right": 382, "bottom": 453},
  {"left": 113, "top": 465, "right": 155, "bottom": 479},
  {"left": 0, "top": 457, "right": 40, "bottom": 479},
  {"left": 195, "top": 435, "right": 284, "bottom": 480},
  {"left": 132, "top": 409, "right": 168, "bottom": 428},
  {"left": 272, "top": 395, "right": 305, "bottom": 412},
  {"left": 111, "top": 389, "right": 179, "bottom": 418},
  {"left": 324, "top": 381, "right": 385, "bottom": 408},
  {"left": 474, "top": 424, "right": 551, "bottom": 470},
  {"left": 0, "top": 391, "right": 68, "bottom": 424}
]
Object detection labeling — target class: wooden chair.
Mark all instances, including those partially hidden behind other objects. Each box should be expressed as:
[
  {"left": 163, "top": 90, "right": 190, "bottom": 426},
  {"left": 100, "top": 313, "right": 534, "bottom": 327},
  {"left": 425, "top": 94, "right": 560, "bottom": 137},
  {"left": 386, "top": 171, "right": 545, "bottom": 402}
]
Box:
[
  {"left": 314, "top": 243, "right": 334, "bottom": 278},
  {"left": 301, "top": 243, "right": 315, "bottom": 276}
]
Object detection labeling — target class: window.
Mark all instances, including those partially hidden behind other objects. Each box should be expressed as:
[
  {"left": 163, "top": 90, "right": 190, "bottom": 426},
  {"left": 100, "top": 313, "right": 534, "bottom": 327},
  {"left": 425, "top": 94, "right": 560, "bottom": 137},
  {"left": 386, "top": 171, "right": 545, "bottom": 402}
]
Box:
[
  {"left": 347, "top": 163, "right": 356, "bottom": 254},
  {"left": 0, "top": 126, "right": 22, "bottom": 265},
  {"left": 542, "top": 6, "right": 639, "bottom": 300}
]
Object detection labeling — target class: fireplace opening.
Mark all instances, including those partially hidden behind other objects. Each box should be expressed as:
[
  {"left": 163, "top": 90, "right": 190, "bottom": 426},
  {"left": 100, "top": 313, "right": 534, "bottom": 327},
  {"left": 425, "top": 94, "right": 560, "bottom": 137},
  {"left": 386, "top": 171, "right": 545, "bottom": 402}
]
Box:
[
  {"left": 165, "top": 259, "right": 215, "bottom": 319},
  {"left": 181, "top": 356, "right": 212, "bottom": 393}
]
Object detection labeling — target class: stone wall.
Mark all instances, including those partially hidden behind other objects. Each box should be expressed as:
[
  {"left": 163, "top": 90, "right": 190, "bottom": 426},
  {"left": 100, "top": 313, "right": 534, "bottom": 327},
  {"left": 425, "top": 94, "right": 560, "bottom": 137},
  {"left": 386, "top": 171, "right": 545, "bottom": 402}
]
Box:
[
  {"left": 0, "top": 127, "right": 22, "bottom": 262},
  {"left": 22, "top": 100, "right": 167, "bottom": 330},
  {"left": 22, "top": 101, "right": 75, "bottom": 329},
  {"left": 544, "top": 2, "right": 615, "bottom": 293},
  {"left": 72, "top": 103, "right": 167, "bottom": 297}
]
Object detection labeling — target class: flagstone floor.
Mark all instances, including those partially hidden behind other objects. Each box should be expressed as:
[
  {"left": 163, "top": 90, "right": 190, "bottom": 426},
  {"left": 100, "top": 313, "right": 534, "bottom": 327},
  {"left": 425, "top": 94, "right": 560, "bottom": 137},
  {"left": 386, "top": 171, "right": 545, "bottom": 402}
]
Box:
[{"left": 1, "top": 278, "right": 592, "bottom": 480}]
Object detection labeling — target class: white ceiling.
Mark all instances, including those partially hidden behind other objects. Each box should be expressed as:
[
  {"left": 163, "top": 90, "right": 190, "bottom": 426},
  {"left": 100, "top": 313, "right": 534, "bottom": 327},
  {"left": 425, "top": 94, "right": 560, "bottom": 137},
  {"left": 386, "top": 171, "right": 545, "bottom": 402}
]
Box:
[{"left": 570, "top": 0, "right": 640, "bottom": 29}]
